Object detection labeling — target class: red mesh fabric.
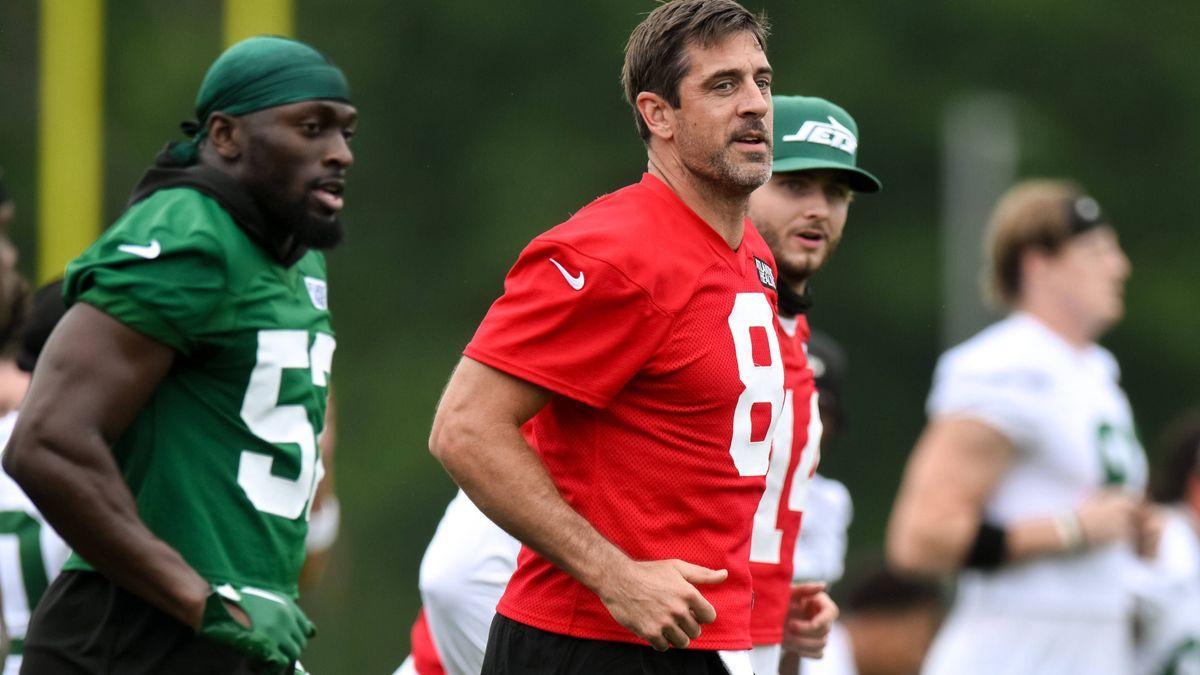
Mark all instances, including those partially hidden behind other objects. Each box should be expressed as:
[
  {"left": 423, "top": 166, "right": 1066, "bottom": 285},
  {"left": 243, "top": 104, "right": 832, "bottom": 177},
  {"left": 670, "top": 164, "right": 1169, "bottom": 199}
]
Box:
[
  {"left": 466, "top": 175, "right": 785, "bottom": 649},
  {"left": 748, "top": 316, "right": 818, "bottom": 644}
]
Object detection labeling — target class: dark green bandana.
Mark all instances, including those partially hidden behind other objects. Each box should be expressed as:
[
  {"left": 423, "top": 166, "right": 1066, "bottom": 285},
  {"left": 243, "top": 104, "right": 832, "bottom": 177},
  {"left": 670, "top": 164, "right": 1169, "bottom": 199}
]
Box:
[{"left": 168, "top": 35, "right": 351, "bottom": 165}]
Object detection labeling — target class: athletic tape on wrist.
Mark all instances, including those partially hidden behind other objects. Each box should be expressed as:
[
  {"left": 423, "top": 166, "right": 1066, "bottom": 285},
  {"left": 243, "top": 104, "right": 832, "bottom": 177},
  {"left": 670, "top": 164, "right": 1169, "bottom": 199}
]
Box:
[
  {"left": 1053, "top": 512, "right": 1085, "bottom": 552},
  {"left": 306, "top": 496, "right": 341, "bottom": 552}
]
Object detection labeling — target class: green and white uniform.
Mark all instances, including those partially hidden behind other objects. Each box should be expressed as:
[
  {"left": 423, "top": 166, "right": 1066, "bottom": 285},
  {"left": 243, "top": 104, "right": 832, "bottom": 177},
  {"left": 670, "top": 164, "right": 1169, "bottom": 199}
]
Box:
[
  {"left": 921, "top": 313, "right": 1146, "bottom": 675},
  {"left": 0, "top": 411, "right": 71, "bottom": 675},
  {"left": 63, "top": 186, "right": 334, "bottom": 598},
  {"left": 1132, "top": 508, "right": 1200, "bottom": 675}
]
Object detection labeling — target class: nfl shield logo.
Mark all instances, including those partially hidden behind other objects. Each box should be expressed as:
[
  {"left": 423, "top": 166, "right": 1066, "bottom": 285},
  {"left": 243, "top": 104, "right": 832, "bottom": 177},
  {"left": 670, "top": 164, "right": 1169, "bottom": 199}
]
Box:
[
  {"left": 304, "top": 277, "right": 329, "bottom": 310},
  {"left": 753, "top": 257, "right": 777, "bottom": 291}
]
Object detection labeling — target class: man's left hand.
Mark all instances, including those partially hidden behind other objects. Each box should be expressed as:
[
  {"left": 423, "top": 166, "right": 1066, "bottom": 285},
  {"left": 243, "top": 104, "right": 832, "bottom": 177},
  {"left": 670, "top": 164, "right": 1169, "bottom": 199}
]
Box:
[{"left": 782, "top": 582, "right": 838, "bottom": 658}]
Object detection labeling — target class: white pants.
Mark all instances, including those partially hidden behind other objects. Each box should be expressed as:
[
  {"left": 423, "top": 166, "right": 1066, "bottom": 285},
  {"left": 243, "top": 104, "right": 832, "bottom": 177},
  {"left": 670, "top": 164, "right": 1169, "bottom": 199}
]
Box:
[
  {"left": 748, "top": 644, "right": 780, "bottom": 675},
  {"left": 418, "top": 491, "right": 521, "bottom": 675}
]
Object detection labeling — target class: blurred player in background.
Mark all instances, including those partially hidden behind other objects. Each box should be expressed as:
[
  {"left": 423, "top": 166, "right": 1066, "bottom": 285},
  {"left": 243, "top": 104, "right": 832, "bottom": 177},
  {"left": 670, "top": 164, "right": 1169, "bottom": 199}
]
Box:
[
  {"left": 4, "top": 36, "right": 355, "bottom": 674},
  {"left": 784, "top": 332, "right": 854, "bottom": 675},
  {"left": 1132, "top": 407, "right": 1200, "bottom": 675},
  {"left": 0, "top": 172, "right": 64, "bottom": 675},
  {"left": 804, "top": 563, "right": 946, "bottom": 675},
  {"left": 0, "top": 280, "right": 71, "bottom": 675},
  {"left": 393, "top": 490, "right": 521, "bottom": 675},
  {"left": 887, "top": 180, "right": 1150, "bottom": 675},
  {"left": 790, "top": 332, "right": 853, "bottom": 591},
  {"left": 745, "top": 95, "right": 880, "bottom": 675}
]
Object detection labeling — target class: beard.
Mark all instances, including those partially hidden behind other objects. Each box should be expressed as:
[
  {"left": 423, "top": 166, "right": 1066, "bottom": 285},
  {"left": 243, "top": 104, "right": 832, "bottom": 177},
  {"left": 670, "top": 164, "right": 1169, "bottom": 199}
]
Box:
[
  {"left": 243, "top": 148, "right": 345, "bottom": 251},
  {"left": 254, "top": 182, "right": 345, "bottom": 250},
  {"left": 705, "top": 145, "right": 772, "bottom": 193},
  {"left": 757, "top": 221, "right": 842, "bottom": 285},
  {"left": 678, "top": 123, "right": 772, "bottom": 196}
]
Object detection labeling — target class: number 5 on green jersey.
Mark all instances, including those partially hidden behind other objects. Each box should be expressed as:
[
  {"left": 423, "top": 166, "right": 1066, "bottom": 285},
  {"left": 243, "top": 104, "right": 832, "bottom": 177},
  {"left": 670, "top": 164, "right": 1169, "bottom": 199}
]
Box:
[{"left": 238, "top": 330, "right": 335, "bottom": 520}]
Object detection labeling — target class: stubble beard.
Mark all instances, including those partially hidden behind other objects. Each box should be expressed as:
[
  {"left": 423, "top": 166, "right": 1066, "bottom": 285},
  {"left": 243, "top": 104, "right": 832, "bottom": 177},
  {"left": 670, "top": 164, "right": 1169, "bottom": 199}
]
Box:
[
  {"left": 679, "top": 131, "right": 772, "bottom": 198},
  {"left": 707, "top": 145, "right": 772, "bottom": 195},
  {"left": 759, "top": 222, "right": 843, "bottom": 286}
]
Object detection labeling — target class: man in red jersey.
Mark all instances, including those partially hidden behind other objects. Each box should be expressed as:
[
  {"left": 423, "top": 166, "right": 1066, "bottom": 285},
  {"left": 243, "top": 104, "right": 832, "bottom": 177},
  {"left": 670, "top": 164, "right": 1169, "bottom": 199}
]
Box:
[
  {"left": 745, "top": 95, "right": 880, "bottom": 674},
  {"left": 429, "top": 1, "right": 782, "bottom": 673}
]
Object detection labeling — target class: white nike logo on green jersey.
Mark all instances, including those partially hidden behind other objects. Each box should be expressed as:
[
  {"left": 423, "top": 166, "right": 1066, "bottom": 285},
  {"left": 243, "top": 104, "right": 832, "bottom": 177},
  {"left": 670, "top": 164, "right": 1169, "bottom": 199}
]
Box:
[{"left": 117, "top": 240, "right": 162, "bottom": 259}]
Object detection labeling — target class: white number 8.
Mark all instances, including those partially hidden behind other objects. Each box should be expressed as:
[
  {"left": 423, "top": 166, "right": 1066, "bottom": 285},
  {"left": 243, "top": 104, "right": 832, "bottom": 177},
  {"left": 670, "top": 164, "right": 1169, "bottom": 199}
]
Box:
[
  {"left": 238, "top": 330, "right": 335, "bottom": 519},
  {"left": 727, "top": 293, "right": 785, "bottom": 476}
]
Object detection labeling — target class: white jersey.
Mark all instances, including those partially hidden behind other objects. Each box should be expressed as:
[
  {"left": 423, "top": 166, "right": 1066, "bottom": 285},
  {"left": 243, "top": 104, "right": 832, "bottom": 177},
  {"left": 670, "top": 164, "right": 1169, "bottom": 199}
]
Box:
[
  {"left": 922, "top": 313, "right": 1146, "bottom": 675},
  {"left": 794, "top": 475, "right": 853, "bottom": 674},
  {"left": 803, "top": 622, "right": 857, "bottom": 675},
  {"left": 791, "top": 473, "right": 852, "bottom": 585},
  {"left": 1131, "top": 507, "right": 1200, "bottom": 675},
  {"left": 0, "top": 410, "right": 71, "bottom": 675},
  {"left": 414, "top": 489, "right": 520, "bottom": 675}
]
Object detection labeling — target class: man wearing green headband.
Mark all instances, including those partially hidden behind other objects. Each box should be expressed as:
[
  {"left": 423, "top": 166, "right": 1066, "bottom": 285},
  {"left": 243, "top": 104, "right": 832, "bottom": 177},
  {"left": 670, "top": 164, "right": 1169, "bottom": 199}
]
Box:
[
  {"left": 4, "top": 36, "right": 356, "bottom": 674},
  {"left": 744, "top": 95, "right": 880, "bottom": 675}
]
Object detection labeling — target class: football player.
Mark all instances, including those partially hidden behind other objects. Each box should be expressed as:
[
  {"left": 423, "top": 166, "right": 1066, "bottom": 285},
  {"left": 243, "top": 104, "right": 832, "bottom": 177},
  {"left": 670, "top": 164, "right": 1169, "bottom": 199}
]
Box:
[
  {"left": 0, "top": 281, "right": 72, "bottom": 675},
  {"left": 744, "top": 96, "right": 880, "bottom": 675},
  {"left": 1132, "top": 408, "right": 1200, "bottom": 675},
  {"left": 399, "top": 93, "right": 880, "bottom": 675},
  {"left": 887, "top": 180, "right": 1150, "bottom": 674},
  {"left": 3, "top": 36, "right": 355, "bottom": 674},
  {"left": 430, "top": 1, "right": 784, "bottom": 672}
]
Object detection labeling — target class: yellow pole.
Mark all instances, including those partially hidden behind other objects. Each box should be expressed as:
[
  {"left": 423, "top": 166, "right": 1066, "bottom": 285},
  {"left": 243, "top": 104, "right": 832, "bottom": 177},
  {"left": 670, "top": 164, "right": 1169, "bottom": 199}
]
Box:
[
  {"left": 38, "top": 0, "right": 104, "bottom": 283},
  {"left": 224, "top": 0, "right": 295, "bottom": 45}
]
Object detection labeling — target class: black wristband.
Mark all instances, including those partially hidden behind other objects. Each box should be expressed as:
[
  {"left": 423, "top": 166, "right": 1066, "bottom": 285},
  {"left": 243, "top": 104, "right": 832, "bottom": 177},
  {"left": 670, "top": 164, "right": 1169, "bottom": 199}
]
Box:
[{"left": 964, "top": 522, "right": 1007, "bottom": 570}]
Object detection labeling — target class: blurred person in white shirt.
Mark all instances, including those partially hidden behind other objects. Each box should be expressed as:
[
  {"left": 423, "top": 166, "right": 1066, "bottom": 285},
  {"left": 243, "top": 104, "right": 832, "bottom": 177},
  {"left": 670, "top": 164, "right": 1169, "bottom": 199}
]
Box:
[
  {"left": 887, "top": 180, "right": 1153, "bottom": 675},
  {"left": 1132, "top": 407, "right": 1200, "bottom": 675}
]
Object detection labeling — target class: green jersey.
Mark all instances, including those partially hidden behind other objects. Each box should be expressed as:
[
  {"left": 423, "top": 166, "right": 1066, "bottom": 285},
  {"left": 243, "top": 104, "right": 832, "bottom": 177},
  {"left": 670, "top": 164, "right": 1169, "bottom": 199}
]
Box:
[{"left": 62, "top": 187, "right": 334, "bottom": 597}]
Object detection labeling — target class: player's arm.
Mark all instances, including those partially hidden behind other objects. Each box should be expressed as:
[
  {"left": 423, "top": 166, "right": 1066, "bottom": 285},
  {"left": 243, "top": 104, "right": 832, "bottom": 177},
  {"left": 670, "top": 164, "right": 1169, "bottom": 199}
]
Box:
[
  {"left": 2, "top": 303, "right": 213, "bottom": 625},
  {"left": 886, "top": 417, "right": 1137, "bottom": 573},
  {"left": 430, "top": 356, "right": 727, "bottom": 651}
]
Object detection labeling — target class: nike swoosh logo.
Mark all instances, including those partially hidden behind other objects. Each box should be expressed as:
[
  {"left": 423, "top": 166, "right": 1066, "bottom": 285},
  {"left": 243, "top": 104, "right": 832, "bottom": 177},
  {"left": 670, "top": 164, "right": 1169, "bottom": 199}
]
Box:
[
  {"left": 549, "top": 258, "right": 584, "bottom": 290},
  {"left": 117, "top": 240, "right": 162, "bottom": 259}
]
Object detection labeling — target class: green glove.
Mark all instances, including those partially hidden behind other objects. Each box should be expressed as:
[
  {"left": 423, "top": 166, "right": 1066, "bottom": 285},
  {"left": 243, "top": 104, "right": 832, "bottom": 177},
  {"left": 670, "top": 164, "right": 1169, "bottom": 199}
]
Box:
[{"left": 199, "top": 583, "right": 317, "bottom": 671}]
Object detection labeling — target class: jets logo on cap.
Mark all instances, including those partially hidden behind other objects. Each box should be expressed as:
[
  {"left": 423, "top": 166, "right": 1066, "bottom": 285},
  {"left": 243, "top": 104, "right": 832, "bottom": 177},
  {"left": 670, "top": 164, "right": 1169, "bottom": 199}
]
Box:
[{"left": 782, "top": 116, "right": 858, "bottom": 155}]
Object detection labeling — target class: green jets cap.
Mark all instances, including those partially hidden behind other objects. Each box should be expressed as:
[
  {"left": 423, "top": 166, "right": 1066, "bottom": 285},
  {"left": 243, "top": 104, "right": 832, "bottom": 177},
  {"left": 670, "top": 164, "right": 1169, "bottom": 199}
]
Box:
[{"left": 772, "top": 95, "right": 881, "bottom": 193}]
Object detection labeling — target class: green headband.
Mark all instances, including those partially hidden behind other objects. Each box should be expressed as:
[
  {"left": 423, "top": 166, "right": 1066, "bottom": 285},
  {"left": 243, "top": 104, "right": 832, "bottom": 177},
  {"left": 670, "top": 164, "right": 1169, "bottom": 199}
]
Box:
[{"left": 168, "top": 36, "right": 352, "bottom": 165}]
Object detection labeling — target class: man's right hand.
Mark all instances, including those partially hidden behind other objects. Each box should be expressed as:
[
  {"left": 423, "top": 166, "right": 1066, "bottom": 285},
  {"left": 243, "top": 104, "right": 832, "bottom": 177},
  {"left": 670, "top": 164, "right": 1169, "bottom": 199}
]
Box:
[
  {"left": 1075, "top": 489, "right": 1139, "bottom": 546},
  {"left": 199, "top": 584, "right": 316, "bottom": 670},
  {"left": 596, "top": 559, "right": 727, "bottom": 651}
]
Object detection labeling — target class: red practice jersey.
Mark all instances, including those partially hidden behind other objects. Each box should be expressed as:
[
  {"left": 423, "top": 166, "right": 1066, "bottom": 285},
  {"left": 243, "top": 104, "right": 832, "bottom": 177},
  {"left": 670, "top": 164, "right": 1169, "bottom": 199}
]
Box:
[
  {"left": 747, "top": 314, "right": 821, "bottom": 645},
  {"left": 464, "top": 174, "right": 787, "bottom": 650}
]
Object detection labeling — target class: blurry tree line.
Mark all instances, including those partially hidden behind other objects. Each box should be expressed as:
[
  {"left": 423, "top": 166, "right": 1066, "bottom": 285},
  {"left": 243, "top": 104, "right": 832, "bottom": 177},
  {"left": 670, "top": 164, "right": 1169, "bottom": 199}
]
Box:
[{"left": 1, "top": 1, "right": 1197, "bottom": 672}]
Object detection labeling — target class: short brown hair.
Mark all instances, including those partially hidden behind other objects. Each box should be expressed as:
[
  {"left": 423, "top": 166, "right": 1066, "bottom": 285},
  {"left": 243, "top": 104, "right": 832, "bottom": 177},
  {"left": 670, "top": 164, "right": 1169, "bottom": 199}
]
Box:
[
  {"left": 621, "top": 0, "right": 769, "bottom": 141},
  {"left": 983, "top": 179, "right": 1085, "bottom": 308}
]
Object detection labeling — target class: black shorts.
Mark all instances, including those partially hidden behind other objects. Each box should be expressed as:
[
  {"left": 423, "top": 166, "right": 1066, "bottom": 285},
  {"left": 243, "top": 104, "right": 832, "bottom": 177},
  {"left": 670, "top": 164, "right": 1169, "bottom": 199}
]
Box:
[
  {"left": 481, "top": 613, "right": 731, "bottom": 675},
  {"left": 21, "top": 570, "right": 292, "bottom": 675}
]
